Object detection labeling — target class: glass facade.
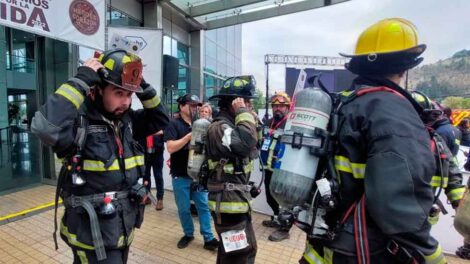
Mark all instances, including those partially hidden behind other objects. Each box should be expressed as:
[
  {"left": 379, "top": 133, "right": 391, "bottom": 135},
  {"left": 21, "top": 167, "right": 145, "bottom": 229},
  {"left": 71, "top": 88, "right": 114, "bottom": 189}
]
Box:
[
  {"left": 107, "top": 6, "right": 141, "bottom": 27},
  {"left": 163, "top": 35, "right": 191, "bottom": 114},
  {"left": 0, "top": 27, "right": 72, "bottom": 192},
  {"left": 203, "top": 25, "right": 242, "bottom": 100}
]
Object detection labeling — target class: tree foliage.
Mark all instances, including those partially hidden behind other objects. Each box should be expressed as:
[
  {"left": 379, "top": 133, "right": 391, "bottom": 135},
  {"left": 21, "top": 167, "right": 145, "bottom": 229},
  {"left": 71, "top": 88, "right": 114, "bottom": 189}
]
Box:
[
  {"left": 441, "top": 96, "right": 470, "bottom": 109},
  {"left": 252, "top": 89, "right": 267, "bottom": 113}
]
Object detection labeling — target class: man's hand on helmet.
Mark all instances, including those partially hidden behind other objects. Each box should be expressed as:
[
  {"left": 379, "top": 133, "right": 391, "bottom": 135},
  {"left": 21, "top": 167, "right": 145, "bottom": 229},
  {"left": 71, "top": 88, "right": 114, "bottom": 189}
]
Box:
[
  {"left": 75, "top": 58, "right": 104, "bottom": 89},
  {"left": 136, "top": 77, "right": 158, "bottom": 102},
  {"left": 232, "top": 97, "right": 246, "bottom": 112}
]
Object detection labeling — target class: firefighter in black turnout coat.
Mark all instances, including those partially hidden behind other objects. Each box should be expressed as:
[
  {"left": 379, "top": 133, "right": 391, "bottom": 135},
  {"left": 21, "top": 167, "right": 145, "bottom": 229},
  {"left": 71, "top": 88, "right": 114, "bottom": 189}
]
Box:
[
  {"left": 300, "top": 18, "right": 445, "bottom": 264},
  {"left": 32, "top": 49, "right": 169, "bottom": 263}
]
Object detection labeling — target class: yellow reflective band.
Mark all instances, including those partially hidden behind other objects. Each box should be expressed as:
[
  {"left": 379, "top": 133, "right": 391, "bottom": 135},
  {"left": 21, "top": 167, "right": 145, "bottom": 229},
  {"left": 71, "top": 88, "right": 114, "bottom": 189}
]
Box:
[
  {"left": 122, "top": 55, "right": 131, "bottom": 64},
  {"left": 430, "top": 175, "right": 448, "bottom": 188},
  {"left": 323, "top": 247, "right": 333, "bottom": 264},
  {"left": 456, "top": 139, "right": 461, "bottom": 146},
  {"left": 233, "top": 79, "right": 242, "bottom": 87},
  {"left": 60, "top": 222, "right": 94, "bottom": 250},
  {"left": 208, "top": 201, "right": 250, "bottom": 213},
  {"left": 55, "top": 83, "right": 84, "bottom": 109},
  {"left": 117, "top": 235, "right": 125, "bottom": 248},
  {"left": 125, "top": 155, "right": 145, "bottom": 170},
  {"left": 77, "top": 250, "right": 89, "bottom": 264},
  {"left": 448, "top": 187, "right": 466, "bottom": 202},
  {"left": 303, "top": 242, "right": 325, "bottom": 264},
  {"left": 127, "top": 229, "right": 135, "bottom": 245},
  {"left": 142, "top": 95, "right": 161, "bottom": 109},
  {"left": 83, "top": 156, "right": 144, "bottom": 172},
  {"left": 424, "top": 244, "right": 446, "bottom": 264},
  {"left": 104, "top": 58, "right": 115, "bottom": 71},
  {"left": 340, "top": 90, "right": 354, "bottom": 97},
  {"left": 83, "top": 159, "right": 119, "bottom": 172},
  {"left": 334, "top": 156, "right": 366, "bottom": 179},
  {"left": 207, "top": 160, "right": 253, "bottom": 174},
  {"left": 235, "top": 112, "right": 255, "bottom": 125}
]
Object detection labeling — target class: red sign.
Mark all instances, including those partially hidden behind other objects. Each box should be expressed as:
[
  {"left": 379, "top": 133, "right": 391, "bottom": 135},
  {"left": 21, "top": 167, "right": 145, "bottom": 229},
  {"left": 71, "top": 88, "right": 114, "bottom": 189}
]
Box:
[{"left": 69, "top": 0, "right": 100, "bottom": 35}]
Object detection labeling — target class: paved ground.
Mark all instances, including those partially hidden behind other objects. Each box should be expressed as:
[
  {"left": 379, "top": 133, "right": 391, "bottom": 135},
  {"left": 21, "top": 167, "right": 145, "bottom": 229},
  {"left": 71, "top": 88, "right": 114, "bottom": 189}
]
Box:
[{"left": 0, "top": 185, "right": 468, "bottom": 263}]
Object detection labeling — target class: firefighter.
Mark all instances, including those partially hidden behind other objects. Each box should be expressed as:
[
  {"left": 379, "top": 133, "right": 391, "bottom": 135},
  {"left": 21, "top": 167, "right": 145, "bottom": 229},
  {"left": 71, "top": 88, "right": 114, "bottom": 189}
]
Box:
[
  {"left": 300, "top": 18, "right": 445, "bottom": 263},
  {"left": 205, "top": 76, "right": 259, "bottom": 264},
  {"left": 31, "top": 49, "right": 169, "bottom": 263},
  {"left": 260, "top": 91, "right": 292, "bottom": 241},
  {"left": 411, "top": 91, "right": 465, "bottom": 219}
]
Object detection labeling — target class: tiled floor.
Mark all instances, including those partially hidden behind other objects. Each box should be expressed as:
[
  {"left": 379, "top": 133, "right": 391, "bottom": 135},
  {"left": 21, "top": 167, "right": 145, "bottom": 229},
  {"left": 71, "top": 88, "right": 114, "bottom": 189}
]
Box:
[{"left": 0, "top": 185, "right": 468, "bottom": 263}]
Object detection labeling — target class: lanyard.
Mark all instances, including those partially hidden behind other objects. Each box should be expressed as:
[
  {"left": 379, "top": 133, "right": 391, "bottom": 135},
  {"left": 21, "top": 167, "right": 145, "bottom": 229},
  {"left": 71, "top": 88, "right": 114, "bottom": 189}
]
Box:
[{"left": 268, "top": 115, "right": 288, "bottom": 136}]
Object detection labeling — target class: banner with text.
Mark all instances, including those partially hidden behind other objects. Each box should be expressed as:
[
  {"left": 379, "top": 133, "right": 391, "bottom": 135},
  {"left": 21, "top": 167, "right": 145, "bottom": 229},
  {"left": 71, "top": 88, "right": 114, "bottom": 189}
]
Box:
[{"left": 0, "top": 0, "right": 105, "bottom": 49}]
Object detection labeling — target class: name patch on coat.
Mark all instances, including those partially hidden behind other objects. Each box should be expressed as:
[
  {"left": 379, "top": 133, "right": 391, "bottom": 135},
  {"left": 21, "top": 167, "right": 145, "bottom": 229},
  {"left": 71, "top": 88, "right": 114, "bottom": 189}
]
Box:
[{"left": 87, "top": 125, "right": 108, "bottom": 134}]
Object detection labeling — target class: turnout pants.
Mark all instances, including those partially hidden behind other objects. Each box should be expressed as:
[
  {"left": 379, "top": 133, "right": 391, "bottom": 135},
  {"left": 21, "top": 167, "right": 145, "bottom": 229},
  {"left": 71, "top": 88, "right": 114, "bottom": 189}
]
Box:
[
  {"left": 213, "top": 213, "right": 257, "bottom": 264},
  {"left": 72, "top": 247, "right": 130, "bottom": 264}
]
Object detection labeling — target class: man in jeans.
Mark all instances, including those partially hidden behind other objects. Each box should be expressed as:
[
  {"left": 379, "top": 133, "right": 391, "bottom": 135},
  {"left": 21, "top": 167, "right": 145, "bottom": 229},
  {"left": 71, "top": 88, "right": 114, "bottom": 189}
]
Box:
[
  {"left": 164, "top": 94, "right": 219, "bottom": 250},
  {"left": 142, "top": 130, "right": 165, "bottom": 210}
]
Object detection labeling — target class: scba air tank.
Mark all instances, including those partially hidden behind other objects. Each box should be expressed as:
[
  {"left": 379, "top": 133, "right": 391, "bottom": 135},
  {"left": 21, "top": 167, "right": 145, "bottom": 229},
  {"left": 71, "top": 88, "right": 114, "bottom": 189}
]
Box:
[
  {"left": 270, "top": 87, "right": 332, "bottom": 209},
  {"left": 187, "top": 118, "right": 211, "bottom": 180}
]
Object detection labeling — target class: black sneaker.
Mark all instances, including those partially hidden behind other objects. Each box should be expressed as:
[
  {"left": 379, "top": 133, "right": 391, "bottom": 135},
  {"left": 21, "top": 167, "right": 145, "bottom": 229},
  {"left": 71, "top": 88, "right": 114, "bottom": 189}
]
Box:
[
  {"left": 177, "top": 235, "right": 194, "bottom": 249},
  {"left": 203, "top": 238, "right": 219, "bottom": 251}
]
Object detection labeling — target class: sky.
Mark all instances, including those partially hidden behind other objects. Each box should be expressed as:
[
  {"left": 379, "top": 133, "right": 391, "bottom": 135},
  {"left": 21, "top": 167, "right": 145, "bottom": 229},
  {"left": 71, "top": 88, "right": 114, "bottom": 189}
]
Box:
[{"left": 241, "top": 0, "right": 470, "bottom": 95}]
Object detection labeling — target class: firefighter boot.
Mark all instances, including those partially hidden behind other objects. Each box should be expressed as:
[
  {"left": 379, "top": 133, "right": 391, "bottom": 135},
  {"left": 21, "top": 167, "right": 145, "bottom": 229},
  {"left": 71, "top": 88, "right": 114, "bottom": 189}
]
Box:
[
  {"left": 262, "top": 216, "right": 280, "bottom": 228},
  {"left": 268, "top": 229, "right": 290, "bottom": 242}
]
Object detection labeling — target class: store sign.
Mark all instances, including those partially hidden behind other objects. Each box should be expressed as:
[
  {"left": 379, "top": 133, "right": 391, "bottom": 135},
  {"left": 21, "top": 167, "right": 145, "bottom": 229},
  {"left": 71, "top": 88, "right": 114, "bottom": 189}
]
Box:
[{"left": 0, "top": 0, "right": 105, "bottom": 49}]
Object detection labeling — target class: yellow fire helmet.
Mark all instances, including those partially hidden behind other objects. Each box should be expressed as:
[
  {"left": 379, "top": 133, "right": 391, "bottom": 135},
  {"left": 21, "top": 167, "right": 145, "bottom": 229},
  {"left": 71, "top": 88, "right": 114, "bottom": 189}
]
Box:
[
  {"left": 341, "top": 18, "right": 426, "bottom": 75},
  {"left": 271, "top": 91, "right": 291, "bottom": 106}
]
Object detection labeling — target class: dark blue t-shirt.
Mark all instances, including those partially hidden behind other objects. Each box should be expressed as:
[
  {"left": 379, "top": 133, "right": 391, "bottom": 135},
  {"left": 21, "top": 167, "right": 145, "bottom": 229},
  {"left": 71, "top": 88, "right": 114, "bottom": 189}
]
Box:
[{"left": 164, "top": 117, "right": 191, "bottom": 177}]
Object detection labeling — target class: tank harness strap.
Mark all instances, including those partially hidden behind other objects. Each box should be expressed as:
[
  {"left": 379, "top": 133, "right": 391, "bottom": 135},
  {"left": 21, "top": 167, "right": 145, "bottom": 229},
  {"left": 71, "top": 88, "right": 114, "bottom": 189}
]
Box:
[
  {"left": 63, "top": 191, "right": 129, "bottom": 261},
  {"left": 234, "top": 157, "right": 254, "bottom": 212},
  {"left": 53, "top": 113, "right": 88, "bottom": 252},
  {"left": 331, "top": 87, "right": 417, "bottom": 264},
  {"left": 214, "top": 158, "right": 228, "bottom": 225},
  {"left": 207, "top": 182, "right": 252, "bottom": 192}
]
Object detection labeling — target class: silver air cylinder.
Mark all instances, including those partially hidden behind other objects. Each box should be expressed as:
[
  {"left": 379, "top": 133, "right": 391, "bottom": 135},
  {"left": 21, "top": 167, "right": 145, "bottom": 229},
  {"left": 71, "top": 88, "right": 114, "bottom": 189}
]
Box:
[
  {"left": 270, "top": 87, "right": 332, "bottom": 209},
  {"left": 187, "top": 118, "right": 211, "bottom": 180}
]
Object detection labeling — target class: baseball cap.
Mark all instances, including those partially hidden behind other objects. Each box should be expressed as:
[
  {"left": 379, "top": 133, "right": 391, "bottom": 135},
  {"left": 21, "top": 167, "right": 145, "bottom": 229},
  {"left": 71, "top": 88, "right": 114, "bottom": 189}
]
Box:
[{"left": 177, "top": 94, "right": 202, "bottom": 106}]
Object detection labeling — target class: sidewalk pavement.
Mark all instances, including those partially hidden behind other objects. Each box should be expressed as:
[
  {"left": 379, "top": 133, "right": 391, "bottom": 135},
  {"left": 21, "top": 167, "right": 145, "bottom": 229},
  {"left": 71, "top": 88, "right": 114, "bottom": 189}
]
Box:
[{"left": 0, "top": 185, "right": 467, "bottom": 263}]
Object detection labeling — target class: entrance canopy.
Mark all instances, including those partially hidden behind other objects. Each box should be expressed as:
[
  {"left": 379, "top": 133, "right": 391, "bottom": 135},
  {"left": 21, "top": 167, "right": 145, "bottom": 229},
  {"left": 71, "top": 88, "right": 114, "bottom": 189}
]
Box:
[{"left": 161, "top": 0, "right": 350, "bottom": 30}]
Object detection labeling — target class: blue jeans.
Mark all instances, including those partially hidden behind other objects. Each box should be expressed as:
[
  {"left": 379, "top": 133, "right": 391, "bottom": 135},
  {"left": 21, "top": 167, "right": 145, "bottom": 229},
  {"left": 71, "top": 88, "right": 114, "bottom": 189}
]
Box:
[{"left": 172, "top": 176, "right": 215, "bottom": 241}]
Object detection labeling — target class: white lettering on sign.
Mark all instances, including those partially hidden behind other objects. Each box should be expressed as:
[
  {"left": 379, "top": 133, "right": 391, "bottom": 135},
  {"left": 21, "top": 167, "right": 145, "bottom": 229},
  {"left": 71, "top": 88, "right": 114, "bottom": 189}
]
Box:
[{"left": 0, "top": 0, "right": 105, "bottom": 50}]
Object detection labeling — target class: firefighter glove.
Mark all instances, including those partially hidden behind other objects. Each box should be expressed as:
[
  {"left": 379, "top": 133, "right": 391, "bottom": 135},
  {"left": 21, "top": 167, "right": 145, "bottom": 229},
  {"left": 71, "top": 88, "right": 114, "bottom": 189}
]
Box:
[
  {"left": 75, "top": 66, "right": 103, "bottom": 88},
  {"left": 136, "top": 78, "right": 157, "bottom": 101}
]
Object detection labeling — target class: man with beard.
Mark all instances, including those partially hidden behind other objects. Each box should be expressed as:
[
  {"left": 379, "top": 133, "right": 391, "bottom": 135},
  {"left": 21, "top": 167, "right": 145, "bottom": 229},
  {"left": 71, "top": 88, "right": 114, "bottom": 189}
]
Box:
[
  {"left": 164, "top": 94, "right": 219, "bottom": 250},
  {"left": 31, "top": 49, "right": 169, "bottom": 263},
  {"left": 260, "top": 92, "right": 292, "bottom": 242}
]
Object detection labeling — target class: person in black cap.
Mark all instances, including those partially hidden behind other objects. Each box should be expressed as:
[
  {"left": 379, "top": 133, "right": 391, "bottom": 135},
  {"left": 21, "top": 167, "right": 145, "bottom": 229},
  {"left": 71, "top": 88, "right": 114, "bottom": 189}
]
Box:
[{"left": 164, "top": 93, "right": 219, "bottom": 250}]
